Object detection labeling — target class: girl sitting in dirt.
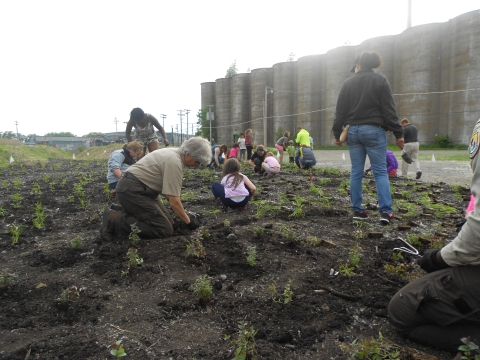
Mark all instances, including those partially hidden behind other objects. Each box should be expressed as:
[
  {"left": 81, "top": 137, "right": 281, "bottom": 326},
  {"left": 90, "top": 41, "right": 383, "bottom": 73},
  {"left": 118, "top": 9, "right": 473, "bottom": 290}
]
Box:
[
  {"left": 262, "top": 152, "right": 281, "bottom": 178},
  {"left": 228, "top": 143, "right": 240, "bottom": 159},
  {"left": 211, "top": 158, "right": 256, "bottom": 211}
]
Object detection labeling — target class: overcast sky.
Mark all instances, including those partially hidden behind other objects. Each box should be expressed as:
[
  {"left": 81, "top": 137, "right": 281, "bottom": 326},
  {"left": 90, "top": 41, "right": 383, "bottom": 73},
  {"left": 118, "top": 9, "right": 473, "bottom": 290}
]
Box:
[{"left": 1, "top": 0, "right": 479, "bottom": 138}]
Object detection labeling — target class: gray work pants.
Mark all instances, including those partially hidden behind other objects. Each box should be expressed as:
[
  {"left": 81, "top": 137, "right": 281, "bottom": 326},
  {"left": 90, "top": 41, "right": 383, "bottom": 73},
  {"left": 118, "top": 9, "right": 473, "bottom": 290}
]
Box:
[
  {"left": 388, "top": 266, "right": 480, "bottom": 351},
  {"left": 114, "top": 173, "right": 174, "bottom": 239},
  {"left": 401, "top": 141, "right": 421, "bottom": 176}
]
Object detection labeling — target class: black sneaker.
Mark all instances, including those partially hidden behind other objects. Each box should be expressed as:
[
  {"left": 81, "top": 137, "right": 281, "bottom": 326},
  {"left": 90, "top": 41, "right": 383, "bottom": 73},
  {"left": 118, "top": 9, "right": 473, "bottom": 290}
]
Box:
[
  {"left": 353, "top": 210, "right": 368, "bottom": 220},
  {"left": 380, "top": 212, "right": 394, "bottom": 224},
  {"left": 416, "top": 171, "right": 422, "bottom": 179}
]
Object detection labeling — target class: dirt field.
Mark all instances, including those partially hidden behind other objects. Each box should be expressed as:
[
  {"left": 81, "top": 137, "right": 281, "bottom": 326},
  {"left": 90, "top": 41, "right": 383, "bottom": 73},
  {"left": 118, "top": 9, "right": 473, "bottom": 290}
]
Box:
[{"left": 0, "top": 158, "right": 471, "bottom": 359}]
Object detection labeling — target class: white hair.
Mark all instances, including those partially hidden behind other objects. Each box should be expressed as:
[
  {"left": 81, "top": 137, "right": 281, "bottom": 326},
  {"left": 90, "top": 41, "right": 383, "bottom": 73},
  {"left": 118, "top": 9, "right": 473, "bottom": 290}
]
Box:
[{"left": 179, "top": 137, "right": 211, "bottom": 165}]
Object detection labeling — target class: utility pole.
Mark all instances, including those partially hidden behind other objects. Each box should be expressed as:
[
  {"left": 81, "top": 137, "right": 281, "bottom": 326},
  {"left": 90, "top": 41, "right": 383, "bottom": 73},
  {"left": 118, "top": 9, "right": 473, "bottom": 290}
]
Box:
[
  {"left": 160, "top": 114, "right": 167, "bottom": 129},
  {"left": 177, "top": 110, "right": 184, "bottom": 144},
  {"left": 171, "top": 127, "right": 174, "bottom": 146},
  {"left": 14, "top": 120, "right": 19, "bottom": 140},
  {"left": 207, "top": 105, "right": 214, "bottom": 144},
  {"left": 114, "top": 117, "right": 119, "bottom": 141},
  {"left": 184, "top": 109, "right": 190, "bottom": 140},
  {"left": 175, "top": 124, "right": 178, "bottom": 145}
]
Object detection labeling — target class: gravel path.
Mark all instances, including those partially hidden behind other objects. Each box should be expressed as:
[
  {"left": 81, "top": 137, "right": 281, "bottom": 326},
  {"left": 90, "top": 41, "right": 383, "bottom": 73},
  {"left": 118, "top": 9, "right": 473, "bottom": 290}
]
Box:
[{"left": 310, "top": 150, "right": 471, "bottom": 187}]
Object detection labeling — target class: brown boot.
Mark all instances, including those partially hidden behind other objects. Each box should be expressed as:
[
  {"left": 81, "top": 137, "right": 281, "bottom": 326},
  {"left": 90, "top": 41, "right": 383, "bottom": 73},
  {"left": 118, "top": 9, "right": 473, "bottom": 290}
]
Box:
[{"left": 100, "top": 209, "right": 117, "bottom": 241}]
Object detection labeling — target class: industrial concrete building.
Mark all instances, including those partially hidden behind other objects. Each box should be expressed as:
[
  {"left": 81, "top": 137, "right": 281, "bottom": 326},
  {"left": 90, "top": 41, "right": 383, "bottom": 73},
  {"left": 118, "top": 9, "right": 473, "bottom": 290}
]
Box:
[{"left": 201, "top": 10, "right": 480, "bottom": 146}]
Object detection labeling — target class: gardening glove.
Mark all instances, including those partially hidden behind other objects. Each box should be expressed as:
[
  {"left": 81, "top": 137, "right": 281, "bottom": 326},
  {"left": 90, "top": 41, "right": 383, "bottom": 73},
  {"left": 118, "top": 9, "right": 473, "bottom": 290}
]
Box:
[
  {"left": 187, "top": 219, "right": 200, "bottom": 230},
  {"left": 417, "top": 249, "right": 450, "bottom": 273}
]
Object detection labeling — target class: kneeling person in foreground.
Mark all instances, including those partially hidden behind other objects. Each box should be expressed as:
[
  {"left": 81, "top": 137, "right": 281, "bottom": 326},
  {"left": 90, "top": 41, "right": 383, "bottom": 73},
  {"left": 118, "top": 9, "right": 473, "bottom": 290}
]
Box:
[{"left": 100, "top": 137, "right": 211, "bottom": 241}]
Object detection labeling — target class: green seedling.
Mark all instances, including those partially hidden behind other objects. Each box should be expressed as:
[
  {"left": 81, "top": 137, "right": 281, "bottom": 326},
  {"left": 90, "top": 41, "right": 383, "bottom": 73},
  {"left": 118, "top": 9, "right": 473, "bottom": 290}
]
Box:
[
  {"left": 72, "top": 236, "right": 83, "bottom": 249},
  {"left": 349, "top": 244, "right": 361, "bottom": 267},
  {"left": 60, "top": 178, "right": 67, "bottom": 188},
  {"left": 2, "top": 180, "right": 9, "bottom": 189},
  {"left": 204, "top": 209, "right": 221, "bottom": 218},
  {"left": 341, "top": 332, "right": 400, "bottom": 359},
  {"left": 185, "top": 237, "right": 206, "bottom": 258},
  {"left": 278, "top": 223, "right": 296, "bottom": 240},
  {"left": 189, "top": 275, "right": 213, "bottom": 303},
  {"left": 384, "top": 263, "right": 408, "bottom": 278},
  {"left": 10, "top": 224, "right": 26, "bottom": 244},
  {"left": 223, "top": 219, "right": 230, "bottom": 227},
  {"left": 42, "top": 174, "right": 51, "bottom": 182},
  {"left": 459, "top": 337, "right": 480, "bottom": 360},
  {"left": 13, "top": 177, "right": 21, "bottom": 190},
  {"left": 255, "top": 201, "right": 279, "bottom": 217},
  {"left": 0, "top": 272, "right": 18, "bottom": 287},
  {"left": 103, "top": 183, "right": 112, "bottom": 202},
  {"left": 324, "top": 167, "right": 341, "bottom": 176},
  {"left": 391, "top": 252, "right": 404, "bottom": 261},
  {"left": 406, "top": 233, "right": 422, "bottom": 246},
  {"left": 126, "top": 247, "right": 143, "bottom": 268},
  {"left": 57, "top": 285, "right": 80, "bottom": 304},
  {"left": 49, "top": 181, "right": 56, "bottom": 192},
  {"left": 67, "top": 195, "right": 75, "bottom": 203},
  {"left": 73, "top": 183, "right": 88, "bottom": 210},
  {"left": 303, "top": 236, "right": 321, "bottom": 246},
  {"left": 129, "top": 223, "right": 142, "bottom": 246},
  {"left": 430, "top": 203, "right": 457, "bottom": 218},
  {"left": 289, "top": 196, "right": 304, "bottom": 218},
  {"left": 32, "top": 202, "right": 46, "bottom": 229},
  {"left": 32, "top": 182, "right": 41, "bottom": 195},
  {"left": 0, "top": 206, "right": 7, "bottom": 217},
  {"left": 253, "top": 227, "right": 264, "bottom": 238},
  {"left": 181, "top": 191, "right": 199, "bottom": 201},
  {"left": 200, "top": 228, "right": 210, "bottom": 239},
  {"left": 268, "top": 279, "right": 294, "bottom": 305},
  {"left": 109, "top": 340, "right": 127, "bottom": 358},
  {"left": 401, "top": 190, "right": 412, "bottom": 199},
  {"left": 317, "top": 178, "right": 332, "bottom": 185},
  {"left": 184, "top": 168, "right": 193, "bottom": 180},
  {"left": 339, "top": 263, "right": 355, "bottom": 276},
  {"left": 11, "top": 193, "right": 22, "bottom": 208},
  {"left": 225, "top": 322, "right": 258, "bottom": 360},
  {"left": 246, "top": 246, "right": 257, "bottom": 266},
  {"left": 309, "top": 184, "right": 322, "bottom": 195}
]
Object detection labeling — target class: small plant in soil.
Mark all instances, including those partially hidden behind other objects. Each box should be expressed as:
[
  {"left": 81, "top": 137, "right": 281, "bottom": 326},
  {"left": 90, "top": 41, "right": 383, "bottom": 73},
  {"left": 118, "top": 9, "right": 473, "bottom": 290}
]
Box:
[
  {"left": 185, "top": 236, "right": 206, "bottom": 259},
  {"left": 429, "top": 237, "right": 445, "bottom": 249},
  {"left": 2, "top": 179, "right": 9, "bottom": 189},
  {"left": 0, "top": 272, "right": 18, "bottom": 287},
  {"left": 181, "top": 191, "right": 198, "bottom": 201},
  {"left": 49, "top": 181, "right": 56, "bottom": 192},
  {"left": 401, "top": 190, "right": 412, "bottom": 199},
  {"left": 13, "top": 177, "right": 21, "bottom": 190},
  {"left": 225, "top": 322, "right": 258, "bottom": 360},
  {"left": 430, "top": 202, "right": 457, "bottom": 218},
  {"left": 32, "top": 202, "right": 46, "bottom": 229},
  {"left": 72, "top": 236, "right": 83, "bottom": 249},
  {"left": 384, "top": 263, "right": 409, "bottom": 278},
  {"left": 73, "top": 183, "right": 89, "bottom": 210},
  {"left": 289, "top": 196, "right": 304, "bottom": 218},
  {"left": 278, "top": 223, "right": 296, "bottom": 240},
  {"left": 67, "top": 195, "right": 75, "bottom": 203},
  {"left": 253, "top": 227, "right": 264, "bottom": 238},
  {"left": 189, "top": 275, "right": 213, "bottom": 303},
  {"left": 255, "top": 201, "right": 279, "bottom": 218},
  {"left": 268, "top": 279, "right": 294, "bottom": 305},
  {"left": 204, "top": 209, "right": 220, "bottom": 218},
  {"left": 341, "top": 332, "right": 400, "bottom": 359},
  {"left": 60, "top": 178, "right": 67, "bottom": 188},
  {"left": 11, "top": 193, "right": 22, "bottom": 208},
  {"left": 103, "top": 183, "right": 112, "bottom": 202},
  {"left": 223, "top": 219, "right": 230, "bottom": 227},
  {"left": 109, "top": 340, "right": 127, "bottom": 358},
  {"left": 318, "top": 178, "right": 332, "bottom": 185},
  {"left": 32, "top": 182, "right": 41, "bottom": 196},
  {"left": 122, "top": 248, "right": 143, "bottom": 277},
  {"left": 339, "top": 245, "right": 362, "bottom": 276},
  {"left": 129, "top": 223, "right": 142, "bottom": 246},
  {"left": 0, "top": 206, "right": 7, "bottom": 217},
  {"left": 245, "top": 246, "right": 257, "bottom": 266},
  {"left": 406, "top": 233, "right": 422, "bottom": 246},
  {"left": 309, "top": 184, "right": 322, "bottom": 195},
  {"left": 57, "top": 284, "right": 80, "bottom": 304},
  {"left": 10, "top": 224, "right": 26, "bottom": 244},
  {"left": 303, "top": 235, "right": 320, "bottom": 246},
  {"left": 200, "top": 227, "right": 210, "bottom": 239},
  {"left": 459, "top": 337, "right": 480, "bottom": 360},
  {"left": 391, "top": 252, "right": 404, "bottom": 261}
]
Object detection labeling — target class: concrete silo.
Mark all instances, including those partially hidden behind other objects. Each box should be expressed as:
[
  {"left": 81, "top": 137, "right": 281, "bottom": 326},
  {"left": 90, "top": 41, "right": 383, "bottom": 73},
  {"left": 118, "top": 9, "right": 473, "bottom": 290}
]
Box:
[
  {"left": 296, "top": 54, "right": 327, "bottom": 145},
  {"left": 250, "top": 68, "right": 272, "bottom": 147},
  {"left": 215, "top": 78, "right": 232, "bottom": 145},
  {"left": 272, "top": 62, "right": 295, "bottom": 146},
  {"left": 231, "top": 73, "right": 251, "bottom": 144},
  {"left": 394, "top": 23, "right": 443, "bottom": 144},
  {"left": 325, "top": 46, "right": 356, "bottom": 145},
  {"left": 440, "top": 10, "right": 480, "bottom": 144},
  {"left": 201, "top": 82, "right": 216, "bottom": 111}
]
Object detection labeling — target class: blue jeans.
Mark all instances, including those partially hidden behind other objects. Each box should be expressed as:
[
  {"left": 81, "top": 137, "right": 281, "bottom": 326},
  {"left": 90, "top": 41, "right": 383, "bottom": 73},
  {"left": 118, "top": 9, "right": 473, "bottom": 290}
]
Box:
[
  {"left": 347, "top": 125, "right": 392, "bottom": 214},
  {"left": 209, "top": 156, "right": 225, "bottom": 168}
]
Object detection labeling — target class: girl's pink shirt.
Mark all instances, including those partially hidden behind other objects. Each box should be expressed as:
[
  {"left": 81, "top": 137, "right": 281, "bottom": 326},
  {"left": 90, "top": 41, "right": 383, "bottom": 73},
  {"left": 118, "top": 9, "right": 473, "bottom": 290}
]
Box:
[
  {"left": 264, "top": 156, "right": 280, "bottom": 168},
  {"left": 229, "top": 147, "right": 239, "bottom": 158},
  {"left": 221, "top": 173, "right": 249, "bottom": 198}
]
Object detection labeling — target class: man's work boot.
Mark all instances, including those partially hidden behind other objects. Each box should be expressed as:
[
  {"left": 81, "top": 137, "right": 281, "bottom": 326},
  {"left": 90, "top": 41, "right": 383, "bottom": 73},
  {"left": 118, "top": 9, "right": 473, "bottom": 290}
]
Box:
[
  {"left": 110, "top": 203, "right": 124, "bottom": 212},
  {"left": 100, "top": 209, "right": 117, "bottom": 241}
]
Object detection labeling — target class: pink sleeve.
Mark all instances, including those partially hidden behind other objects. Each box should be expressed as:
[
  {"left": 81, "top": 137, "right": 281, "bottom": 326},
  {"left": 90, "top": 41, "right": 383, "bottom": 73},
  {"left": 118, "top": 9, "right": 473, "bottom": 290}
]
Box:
[{"left": 466, "top": 195, "right": 475, "bottom": 215}]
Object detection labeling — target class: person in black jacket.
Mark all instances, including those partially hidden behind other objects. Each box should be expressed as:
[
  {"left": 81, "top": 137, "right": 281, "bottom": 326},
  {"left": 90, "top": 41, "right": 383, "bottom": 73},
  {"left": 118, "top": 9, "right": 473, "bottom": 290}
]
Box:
[
  {"left": 401, "top": 118, "right": 422, "bottom": 179},
  {"left": 332, "top": 51, "right": 404, "bottom": 224}
]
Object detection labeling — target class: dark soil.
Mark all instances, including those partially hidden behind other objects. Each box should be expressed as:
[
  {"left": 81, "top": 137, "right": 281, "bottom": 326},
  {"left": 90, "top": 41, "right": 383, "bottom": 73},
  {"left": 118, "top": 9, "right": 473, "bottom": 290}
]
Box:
[{"left": 0, "top": 159, "right": 471, "bottom": 359}]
